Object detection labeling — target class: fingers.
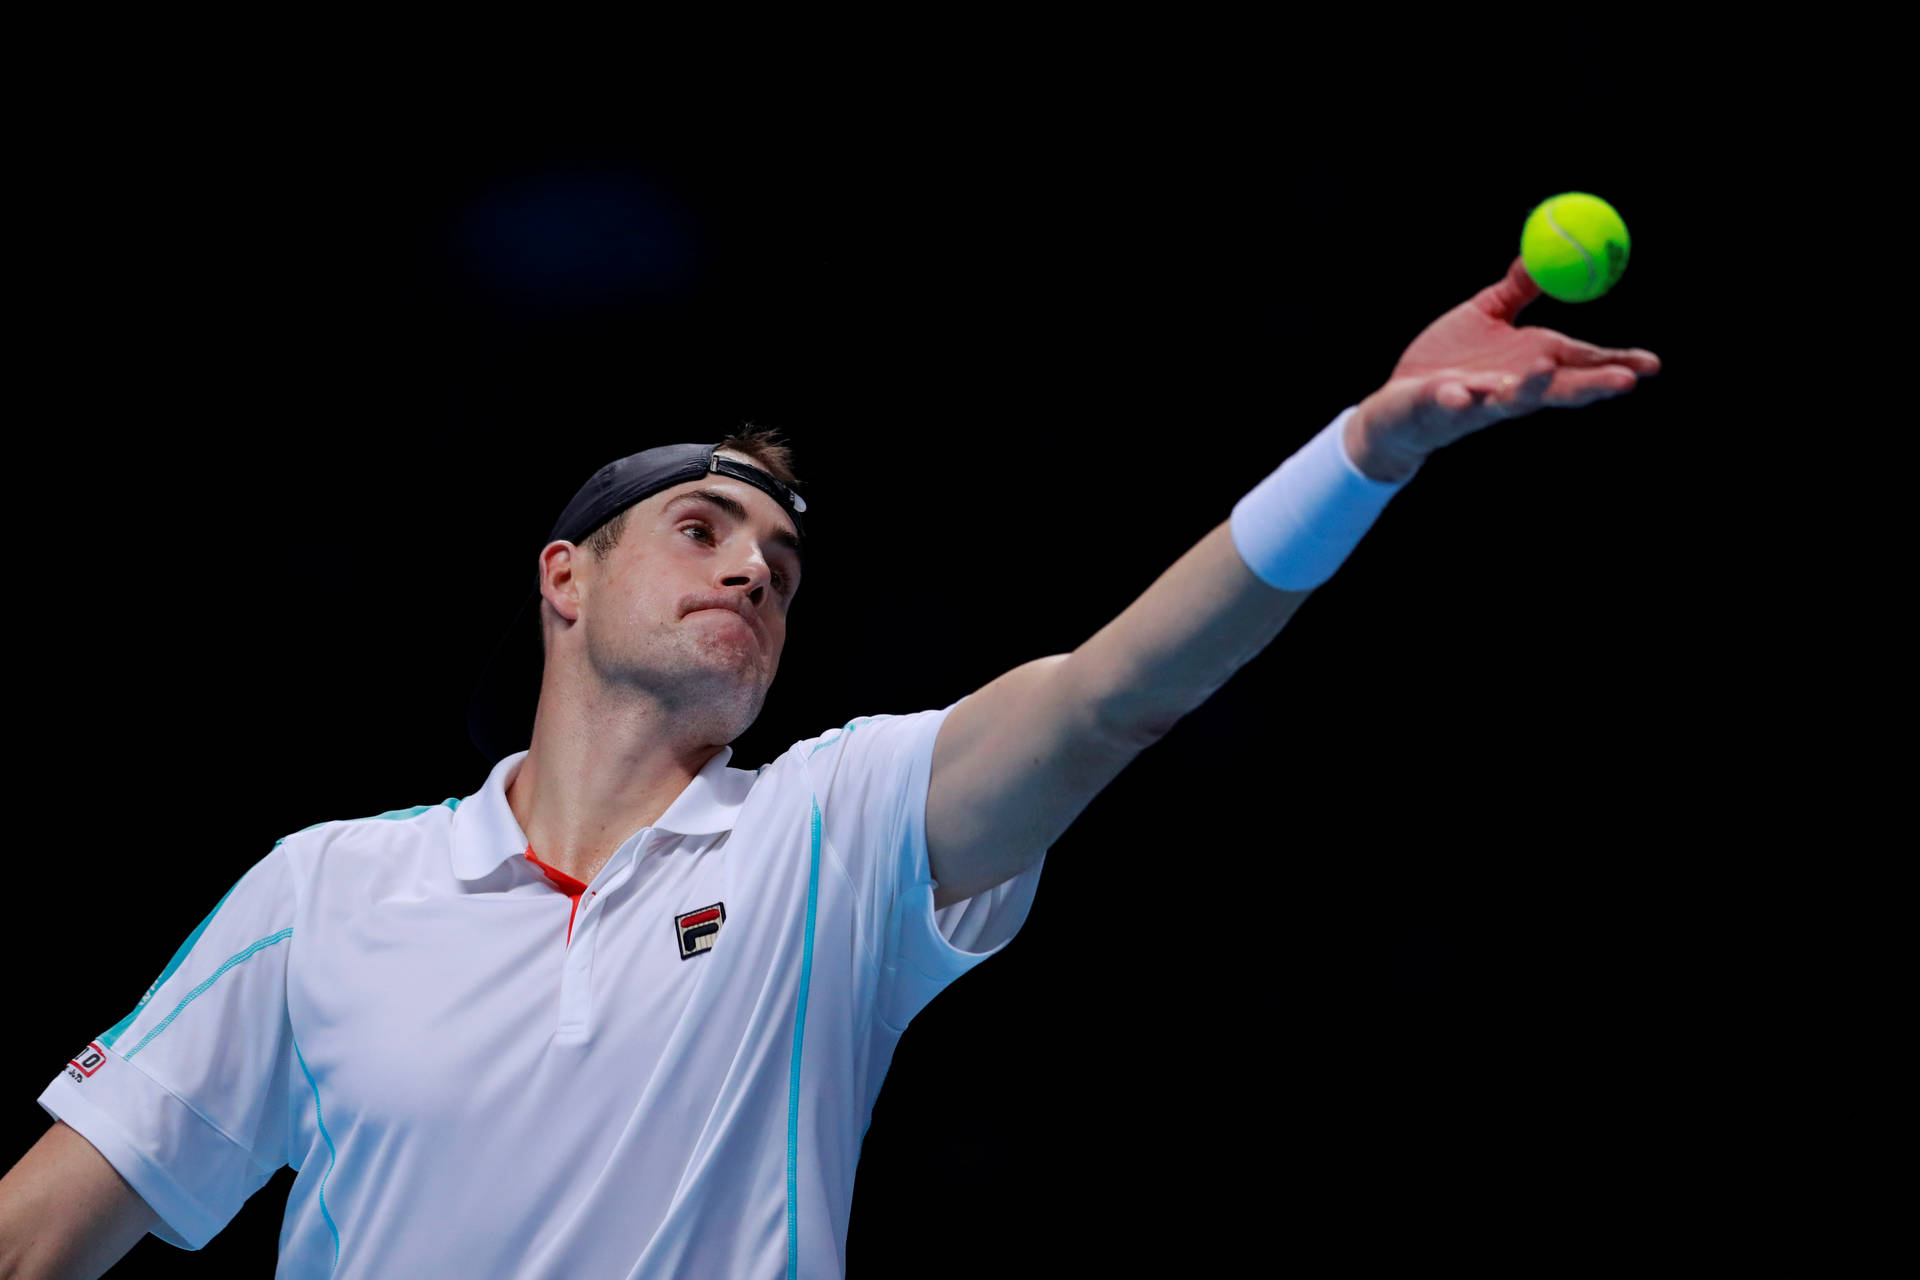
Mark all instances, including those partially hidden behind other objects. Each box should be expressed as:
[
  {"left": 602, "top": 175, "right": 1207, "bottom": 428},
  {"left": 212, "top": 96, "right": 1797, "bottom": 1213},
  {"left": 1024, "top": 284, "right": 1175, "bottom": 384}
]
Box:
[
  {"left": 1554, "top": 336, "right": 1662, "bottom": 376},
  {"left": 1454, "top": 358, "right": 1555, "bottom": 415},
  {"left": 1528, "top": 363, "right": 1641, "bottom": 408},
  {"left": 1451, "top": 356, "right": 1642, "bottom": 416}
]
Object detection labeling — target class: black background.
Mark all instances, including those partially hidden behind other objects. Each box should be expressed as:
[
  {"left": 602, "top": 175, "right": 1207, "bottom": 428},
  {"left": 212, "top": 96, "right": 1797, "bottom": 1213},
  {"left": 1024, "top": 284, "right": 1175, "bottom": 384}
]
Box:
[{"left": 4, "top": 32, "right": 1823, "bottom": 1277}]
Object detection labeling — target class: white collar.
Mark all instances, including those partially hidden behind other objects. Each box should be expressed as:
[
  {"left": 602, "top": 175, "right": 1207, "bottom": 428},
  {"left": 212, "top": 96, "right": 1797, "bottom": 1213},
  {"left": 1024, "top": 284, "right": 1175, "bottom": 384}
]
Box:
[{"left": 449, "top": 746, "right": 757, "bottom": 881}]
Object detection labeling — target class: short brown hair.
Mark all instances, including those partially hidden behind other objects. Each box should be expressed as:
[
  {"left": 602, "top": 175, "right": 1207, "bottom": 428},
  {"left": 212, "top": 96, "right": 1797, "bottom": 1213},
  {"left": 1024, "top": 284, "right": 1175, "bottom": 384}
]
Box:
[{"left": 538, "top": 425, "right": 803, "bottom": 645}]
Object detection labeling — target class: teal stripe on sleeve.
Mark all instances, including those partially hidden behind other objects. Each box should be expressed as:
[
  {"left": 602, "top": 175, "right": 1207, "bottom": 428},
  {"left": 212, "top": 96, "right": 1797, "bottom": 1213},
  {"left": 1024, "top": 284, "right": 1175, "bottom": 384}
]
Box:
[
  {"left": 98, "top": 876, "right": 244, "bottom": 1050},
  {"left": 99, "top": 800, "right": 458, "bottom": 1049},
  {"left": 122, "top": 930, "right": 294, "bottom": 1062}
]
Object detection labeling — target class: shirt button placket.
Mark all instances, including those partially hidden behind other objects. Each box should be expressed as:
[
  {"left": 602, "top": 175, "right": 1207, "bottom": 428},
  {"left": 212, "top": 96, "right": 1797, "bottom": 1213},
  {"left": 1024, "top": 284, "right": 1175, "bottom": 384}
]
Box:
[
  {"left": 554, "top": 837, "right": 646, "bottom": 1043},
  {"left": 556, "top": 897, "right": 596, "bottom": 1040}
]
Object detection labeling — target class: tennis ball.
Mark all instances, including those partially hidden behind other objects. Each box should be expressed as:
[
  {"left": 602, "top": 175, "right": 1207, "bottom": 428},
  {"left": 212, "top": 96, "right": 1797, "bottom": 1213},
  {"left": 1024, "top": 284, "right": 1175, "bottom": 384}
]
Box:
[{"left": 1520, "top": 192, "right": 1630, "bottom": 303}]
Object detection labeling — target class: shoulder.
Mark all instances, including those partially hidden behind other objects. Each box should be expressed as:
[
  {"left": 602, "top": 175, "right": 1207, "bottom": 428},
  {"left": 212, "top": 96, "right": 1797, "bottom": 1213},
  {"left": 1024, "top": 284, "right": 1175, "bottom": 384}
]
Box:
[
  {"left": 754, "top": 706, "right": 962, "bottom": 807},
  {"left": 762, "top": 709, "right": 950, "bottom": 774},
  {"left": 270, "top": 796, "right": 463, "bottom": 870}
]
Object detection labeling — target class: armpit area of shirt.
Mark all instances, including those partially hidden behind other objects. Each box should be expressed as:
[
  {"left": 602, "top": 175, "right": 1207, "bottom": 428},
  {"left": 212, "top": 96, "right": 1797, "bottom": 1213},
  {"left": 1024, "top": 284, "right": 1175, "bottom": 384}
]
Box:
[
  {"left": 877, "top": 854, "right": 1045, "bottom": 1032},
  {"left": 917, "top": 854, "right": 1046, "bottom": 975}
]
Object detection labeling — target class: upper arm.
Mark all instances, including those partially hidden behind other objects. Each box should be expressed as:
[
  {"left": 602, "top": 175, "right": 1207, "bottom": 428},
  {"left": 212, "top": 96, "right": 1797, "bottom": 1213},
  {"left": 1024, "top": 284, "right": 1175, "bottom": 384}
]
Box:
[
  {"left": 0, "top": 1120, "right": 161, "bottom": 1279},
  {"left": 34, "top": 846, "right": 300, "bottom": 1252},
  {"left": 925, "top": 652, "right": 1149, "bottom": 910}
]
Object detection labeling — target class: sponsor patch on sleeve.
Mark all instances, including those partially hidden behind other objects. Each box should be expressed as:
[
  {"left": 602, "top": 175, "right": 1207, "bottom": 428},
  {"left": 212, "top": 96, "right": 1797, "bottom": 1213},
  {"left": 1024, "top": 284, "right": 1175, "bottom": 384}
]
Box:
[{"left": 65, "top": 1041, "right": 107, "bottom": 1085}]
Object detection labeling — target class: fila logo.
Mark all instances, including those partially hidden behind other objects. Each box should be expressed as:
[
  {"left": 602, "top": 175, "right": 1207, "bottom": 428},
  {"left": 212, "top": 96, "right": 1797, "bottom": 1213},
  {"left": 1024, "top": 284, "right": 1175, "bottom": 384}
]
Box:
[
  {"left": 675, "top": 902, "right": 726, "bottom": 960},
  {"left": 65, "top": 1042, "right": 106, "bottom": 1086}
]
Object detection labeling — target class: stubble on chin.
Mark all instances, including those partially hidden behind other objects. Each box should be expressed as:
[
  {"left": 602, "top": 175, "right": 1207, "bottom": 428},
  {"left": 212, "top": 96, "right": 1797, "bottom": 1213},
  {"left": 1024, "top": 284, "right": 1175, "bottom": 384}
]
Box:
[{"left": 677, "top": 621, "right": 775, "bottom": 735}]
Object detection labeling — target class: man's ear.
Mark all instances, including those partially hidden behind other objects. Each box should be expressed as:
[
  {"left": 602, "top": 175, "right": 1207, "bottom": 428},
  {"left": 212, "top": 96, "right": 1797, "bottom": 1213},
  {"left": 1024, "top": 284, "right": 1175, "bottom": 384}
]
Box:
[{"left": 538, "top": 542, "right": 585, "bottom": 626}]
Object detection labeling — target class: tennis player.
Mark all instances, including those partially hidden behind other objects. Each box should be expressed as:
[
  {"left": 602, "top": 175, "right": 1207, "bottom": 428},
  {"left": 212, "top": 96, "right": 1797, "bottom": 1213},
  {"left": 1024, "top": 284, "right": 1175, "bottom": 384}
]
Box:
[{"left": 0, "top": 256, "right": 1656, "bottom": 1278}]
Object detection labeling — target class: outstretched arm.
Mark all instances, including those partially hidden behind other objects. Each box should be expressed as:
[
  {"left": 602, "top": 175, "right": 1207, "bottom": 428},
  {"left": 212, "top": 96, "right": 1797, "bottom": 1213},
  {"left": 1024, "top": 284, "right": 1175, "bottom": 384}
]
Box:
[{"left": 924, "top": 256, "right": 1661, "bottom": 909}]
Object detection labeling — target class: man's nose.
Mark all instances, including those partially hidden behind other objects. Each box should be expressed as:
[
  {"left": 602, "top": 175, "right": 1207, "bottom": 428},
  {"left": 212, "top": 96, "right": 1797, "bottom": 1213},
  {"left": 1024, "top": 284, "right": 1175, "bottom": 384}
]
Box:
[{"left": 719, "top": 551, "right": 772, "bottom": 601}]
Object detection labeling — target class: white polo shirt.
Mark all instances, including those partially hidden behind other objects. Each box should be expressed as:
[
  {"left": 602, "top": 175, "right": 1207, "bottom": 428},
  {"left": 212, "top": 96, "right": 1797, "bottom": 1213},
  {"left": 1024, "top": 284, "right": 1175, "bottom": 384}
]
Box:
[{"left": 39, "top": 695, "right": 1044, "bottom": 1278}]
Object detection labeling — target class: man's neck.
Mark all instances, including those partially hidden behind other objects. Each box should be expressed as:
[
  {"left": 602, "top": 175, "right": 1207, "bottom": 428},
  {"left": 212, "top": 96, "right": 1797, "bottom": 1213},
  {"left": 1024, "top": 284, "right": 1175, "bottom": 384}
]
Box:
[{"left": 505, "top": 696, "right": 727, "bottom": 887}]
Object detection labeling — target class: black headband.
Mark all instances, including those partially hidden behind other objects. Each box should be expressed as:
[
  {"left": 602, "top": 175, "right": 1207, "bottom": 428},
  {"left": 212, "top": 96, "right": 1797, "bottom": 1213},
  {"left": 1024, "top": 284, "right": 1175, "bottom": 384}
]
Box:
[
  {"left": 466, "top": 443, "right": 809, "bottom": 765},
  {"left": 544, "top": 442, "right": 807, "bottom": 553}
]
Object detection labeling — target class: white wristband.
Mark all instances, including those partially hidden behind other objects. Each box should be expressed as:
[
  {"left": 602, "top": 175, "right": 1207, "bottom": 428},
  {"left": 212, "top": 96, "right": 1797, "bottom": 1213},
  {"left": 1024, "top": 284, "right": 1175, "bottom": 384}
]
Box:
[{"left": 1228, "top": 405, "right": 1417, "bottom": 591}]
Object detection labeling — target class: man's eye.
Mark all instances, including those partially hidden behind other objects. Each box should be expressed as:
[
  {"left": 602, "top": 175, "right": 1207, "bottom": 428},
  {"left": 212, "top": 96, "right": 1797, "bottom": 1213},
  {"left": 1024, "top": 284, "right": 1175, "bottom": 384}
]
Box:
[{"left": 686, "top": 522, "right": 793, "bottom": 594}]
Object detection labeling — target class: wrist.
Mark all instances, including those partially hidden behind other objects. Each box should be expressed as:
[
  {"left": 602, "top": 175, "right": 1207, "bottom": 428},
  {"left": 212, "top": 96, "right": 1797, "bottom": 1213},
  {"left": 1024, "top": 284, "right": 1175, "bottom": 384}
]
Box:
[
  {"left": 1345, "top": 396, "right": 1428, "bottom": 484},
  {"left": 1228, "top": 404, "right": 1415, "bottom": 592}
]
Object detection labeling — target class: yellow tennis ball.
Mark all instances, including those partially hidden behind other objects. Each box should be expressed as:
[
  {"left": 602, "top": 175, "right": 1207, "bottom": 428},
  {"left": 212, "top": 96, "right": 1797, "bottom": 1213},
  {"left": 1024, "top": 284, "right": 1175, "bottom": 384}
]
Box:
[{"left": 1520, "top": 192, "right": 1631, "bottom": 303}]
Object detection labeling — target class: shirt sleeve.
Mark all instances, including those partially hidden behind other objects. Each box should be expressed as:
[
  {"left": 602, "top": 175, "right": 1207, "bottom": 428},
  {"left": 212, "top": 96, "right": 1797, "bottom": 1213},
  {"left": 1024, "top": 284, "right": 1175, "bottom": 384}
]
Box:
[
  {"left": 37, "top": 841, "right": 300, "bottom": 1251},
  {"left": 801, "top": 693, "right": 1046, "bottom": 1031}
]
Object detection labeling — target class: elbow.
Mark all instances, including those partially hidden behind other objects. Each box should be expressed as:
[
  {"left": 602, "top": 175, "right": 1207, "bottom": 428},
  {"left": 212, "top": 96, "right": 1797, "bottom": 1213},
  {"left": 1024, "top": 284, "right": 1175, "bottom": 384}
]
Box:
[
  {"left": 1080, "top": 670, "right": 1180, "bottom": 752},
  {"left": 1060, "top": 649, "right": 1191, "bottom": 752}
]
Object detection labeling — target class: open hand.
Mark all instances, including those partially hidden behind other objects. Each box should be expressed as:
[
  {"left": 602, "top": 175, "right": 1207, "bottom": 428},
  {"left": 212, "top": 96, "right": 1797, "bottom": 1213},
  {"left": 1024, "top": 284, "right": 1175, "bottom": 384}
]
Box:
[{"left": 1346, "top": 255, "right": 1662, "bottom": 482}]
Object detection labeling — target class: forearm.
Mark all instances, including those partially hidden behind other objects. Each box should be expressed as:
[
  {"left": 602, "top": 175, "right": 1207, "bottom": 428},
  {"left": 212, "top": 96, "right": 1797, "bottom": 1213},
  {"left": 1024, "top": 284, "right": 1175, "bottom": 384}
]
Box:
[
  {"left": 1068, "top": 520, "right": 1312, "bottom": 746},
  {"left": 1065, "top": 404, "right": 1410, "bottom": 745}
]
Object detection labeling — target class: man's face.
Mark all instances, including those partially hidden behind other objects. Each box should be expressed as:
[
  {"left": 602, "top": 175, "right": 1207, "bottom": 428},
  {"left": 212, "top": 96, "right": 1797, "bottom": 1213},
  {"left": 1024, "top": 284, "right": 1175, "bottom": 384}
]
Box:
[{"left": 554, "top": 451, "right": 804, "bottom": 738}]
